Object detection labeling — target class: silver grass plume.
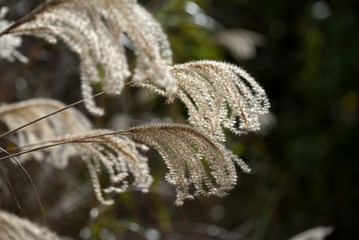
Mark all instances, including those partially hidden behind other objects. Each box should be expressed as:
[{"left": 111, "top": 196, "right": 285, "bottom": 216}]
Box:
[
  {"left": 121, "top": 123, "right": 250, "bottom": 206},
  {"left": 0, "top": 98, "right": 91, "bottom": 168},
  {"left": 139, "top": 60, "right": 270, "bottom": 141},
  {"left": 0, "top": 210, "right": 62, "bottom": 240},
  {"left": 0, "top": 0, "right": 175, "bottom": 115}
]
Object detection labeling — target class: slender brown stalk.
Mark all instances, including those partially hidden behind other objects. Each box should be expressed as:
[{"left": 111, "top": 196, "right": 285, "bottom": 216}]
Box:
[
  {"left": 0, "top": 0, "right": 175, "bottom": 115},
  {"left": 0, "top": 92, "right": 104, "bottom": 140},
  {"left": 0, "top": 167, "right": 26, "bottom": 216},
  {"left": 0, "top": 147, "right": 46, "bottom": 225},
  {"left": 0, "top": 0, "right": 65, "bottom": 37},
  {"left": 0, "top": 130, "right": 122, "bottom": 161}
]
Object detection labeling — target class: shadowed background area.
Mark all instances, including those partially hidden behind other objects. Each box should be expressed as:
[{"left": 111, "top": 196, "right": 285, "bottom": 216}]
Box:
[{"left": 0, "top": 0, "right": 358, "bottom": 239}]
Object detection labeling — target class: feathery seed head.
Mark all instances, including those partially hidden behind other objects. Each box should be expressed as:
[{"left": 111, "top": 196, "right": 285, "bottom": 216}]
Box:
[
  {"left": 121, "top": 123, "right": 250, "bottom": 205},
  {"left": 1, "top": 0, "right": 175, "bottom": 115},
  {"left": 142, "top": 60, "right": 270, "bottom": 141}
]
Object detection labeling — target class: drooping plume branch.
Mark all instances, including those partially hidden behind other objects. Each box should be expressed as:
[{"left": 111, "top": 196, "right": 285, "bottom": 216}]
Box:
[
  {"left": 0, "top": 0, "right": 175, "bottom": 115},
  {"left": 139, "top": 60, "right": 270, "bottom": 141},
  {"left": 120, "top": 123, "right": 250, "bottom": 206},
  {"left": 55, "top": 129, "right": 153, "bottom": 205}
]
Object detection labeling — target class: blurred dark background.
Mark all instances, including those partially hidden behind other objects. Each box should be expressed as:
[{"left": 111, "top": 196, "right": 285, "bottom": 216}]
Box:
[{"left": 0, "top": 0, "right": 358, "bottom": 239}]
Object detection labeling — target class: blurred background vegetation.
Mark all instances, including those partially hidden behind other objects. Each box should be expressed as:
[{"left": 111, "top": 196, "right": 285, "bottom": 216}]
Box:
[{"left": 0, "top": 0, "right": 358, "bottom": 239}]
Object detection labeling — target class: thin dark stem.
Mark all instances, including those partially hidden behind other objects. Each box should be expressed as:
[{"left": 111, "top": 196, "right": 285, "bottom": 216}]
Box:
[
  {"left": 5, "top": 139, "right": 114, "bottom": 153},
  {"left": 0, "top": 80, "right": 138, "bottom": 159},
  {"left": 0, "top": 130, "right": 128, "bottom": 161},
  {"left": 0, "top": 0, "right": 64, "bottom": 37},
  {"left": 0, "top": 80, "right": 138, "bottom": 141},
  {"left": 0, "top": 147, "right": 47, "bottom": 225},
  {"left": 0, "top": 92, "right": 105, "bottom": 140},
  {"left": 0, "top": 166, "right": 27, "bottom": 217},
  {"left": 3, "top": 93, "right": 105, "bottom": 139}
]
